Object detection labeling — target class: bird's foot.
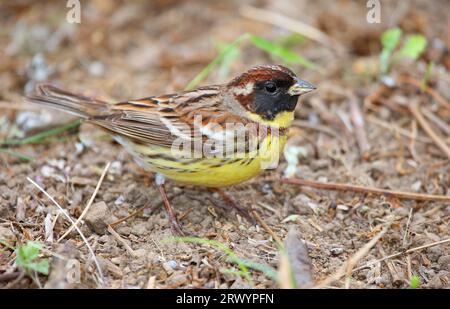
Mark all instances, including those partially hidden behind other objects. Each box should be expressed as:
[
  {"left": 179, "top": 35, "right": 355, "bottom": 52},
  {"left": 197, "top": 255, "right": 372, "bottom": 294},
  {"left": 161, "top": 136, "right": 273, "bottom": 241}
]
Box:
[
  {"left": 211, "top": 188, "right": 256, "bottom": 225},
  {"left": 157, "top": 183, "right": 190, "bottom": 236}
]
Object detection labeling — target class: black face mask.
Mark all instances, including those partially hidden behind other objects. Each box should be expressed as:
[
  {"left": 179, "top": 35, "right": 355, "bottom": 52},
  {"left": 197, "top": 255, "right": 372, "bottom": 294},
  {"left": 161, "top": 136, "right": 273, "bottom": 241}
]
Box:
[{"left": 251, "top": 80, "right": 299, "bottom": 121}]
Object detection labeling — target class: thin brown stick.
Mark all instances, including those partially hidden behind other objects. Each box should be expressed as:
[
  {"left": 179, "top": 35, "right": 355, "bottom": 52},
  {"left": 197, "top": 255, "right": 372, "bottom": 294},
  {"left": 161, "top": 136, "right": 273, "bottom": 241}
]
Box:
[
  {"left": 367, "top": 115, "right": 432, "bottom": 144},
  {"left": 409, "top": 101, "right": 450, "bottom": 159},
  {"left": 421, "top": 107, "right": 450, "bottom": 135},
  {"left": 251, "top": 209, "right": 283, "bottom": 247},
  {"left": 58, "top": 162, "right": 111, "bottom": 242},
  {"left": 398, "top": 75, "right": 450, "bottom": 110},
  {"left": 353, "top": 237, "right": 450, "bottom": 273},
  {"left": 316, "top": 220, "right": 392, "bottom": 288},
  {"left": 109, "top": 203, "right": 156, "bottom": 227},
  {"left": 281, "top": 178, "right": 450, "bottom": 202},
  {"left": 107, "top": 225, "right": 137, "bottom": 257}
]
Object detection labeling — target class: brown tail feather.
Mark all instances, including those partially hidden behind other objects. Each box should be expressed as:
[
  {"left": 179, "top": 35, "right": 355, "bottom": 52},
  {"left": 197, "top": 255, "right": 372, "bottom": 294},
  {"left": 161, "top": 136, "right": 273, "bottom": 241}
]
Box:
[{"left": 24, "top": 84, "right": 109, "bottom": 118}]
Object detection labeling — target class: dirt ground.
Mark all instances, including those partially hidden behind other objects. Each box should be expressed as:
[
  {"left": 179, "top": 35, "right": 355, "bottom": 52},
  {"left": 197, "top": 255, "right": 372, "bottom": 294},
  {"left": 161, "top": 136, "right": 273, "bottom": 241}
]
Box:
[{"left": 1, "top": 0, "right": 449, "bottom": 289}]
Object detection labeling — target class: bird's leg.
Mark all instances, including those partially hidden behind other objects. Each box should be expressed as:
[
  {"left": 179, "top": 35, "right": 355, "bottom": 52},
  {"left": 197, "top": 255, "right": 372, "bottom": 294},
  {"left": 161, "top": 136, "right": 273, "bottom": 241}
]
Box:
[
  {"left": 155, "top": 173, "right": 188, "bottom": 236},
  {"left": 211, "top": 188, "right": 256, "bottom": 225}
]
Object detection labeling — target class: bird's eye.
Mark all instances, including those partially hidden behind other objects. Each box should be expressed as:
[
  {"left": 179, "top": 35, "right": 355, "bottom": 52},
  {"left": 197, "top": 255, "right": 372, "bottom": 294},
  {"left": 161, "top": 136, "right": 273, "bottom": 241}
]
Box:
[{"left": 265, "top": 82, "right": 277, "bottom": 93}]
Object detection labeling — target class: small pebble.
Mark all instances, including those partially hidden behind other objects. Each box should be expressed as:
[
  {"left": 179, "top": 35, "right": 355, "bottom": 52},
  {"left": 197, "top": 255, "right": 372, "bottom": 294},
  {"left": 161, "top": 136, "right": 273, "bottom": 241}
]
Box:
[
  {"left": 88, "top": 61, "right": 105, "bottom": 76},
  {"left": 114, "top": 195, "right": 125, "bottom": 205},
  {"left": 330, "top": 247, "right": 344, "bottom": 256}
]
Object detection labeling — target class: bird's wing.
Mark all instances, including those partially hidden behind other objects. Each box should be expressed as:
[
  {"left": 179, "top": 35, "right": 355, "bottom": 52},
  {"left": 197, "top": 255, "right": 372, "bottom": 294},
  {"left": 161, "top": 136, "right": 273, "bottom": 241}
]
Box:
[{"left": 90, "top": 86, "right": 256, "bottom": 155}]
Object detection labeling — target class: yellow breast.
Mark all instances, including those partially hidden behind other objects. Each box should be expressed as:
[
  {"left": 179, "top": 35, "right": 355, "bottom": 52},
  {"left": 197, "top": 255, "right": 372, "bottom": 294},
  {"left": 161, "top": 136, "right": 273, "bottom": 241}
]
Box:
[
  {"left": 159, "top": 133, "right": 288, "bottom": 187},
  {"left": 121, "top": 111, "right": 294, "bottom": 187}
]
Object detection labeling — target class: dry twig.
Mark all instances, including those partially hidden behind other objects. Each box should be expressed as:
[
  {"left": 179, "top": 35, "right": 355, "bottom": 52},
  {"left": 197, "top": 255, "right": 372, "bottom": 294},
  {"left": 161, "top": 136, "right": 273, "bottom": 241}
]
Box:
[
  {"left": 354, "top": 237, "right": 450, "bottom": 273},
  {"left": 398, "top": 75, "right": 450, "bottom": 110},
  {"left": 367, "top": 115, "right": 432, "bottom": 144},
  {"left": 58, "top": 162, "right": 111, "bottom": 242},
  {"left": 109, "top": 204, "right": 152, "bottom": 227},
  {"left": 251, "top": 209, "right": 283, "bottom": 247},
  {"left": 409, "top": 101, "right": 450, "bottom": 160},
  {"left": 107, "top": 225, "right": 137, "bottom": 257},
  {"left": 281, "top": 178, "right": 450, "bottom": 202},
  {"left": 27, "top": 177, "right": 105, "bottom": 286}
]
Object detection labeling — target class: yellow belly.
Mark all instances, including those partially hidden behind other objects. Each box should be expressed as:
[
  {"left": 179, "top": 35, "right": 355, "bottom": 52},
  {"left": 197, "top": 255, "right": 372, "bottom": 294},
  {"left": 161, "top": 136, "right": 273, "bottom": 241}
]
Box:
[{"left": 126, "top": 134, "right": 287, "bottom": 187}]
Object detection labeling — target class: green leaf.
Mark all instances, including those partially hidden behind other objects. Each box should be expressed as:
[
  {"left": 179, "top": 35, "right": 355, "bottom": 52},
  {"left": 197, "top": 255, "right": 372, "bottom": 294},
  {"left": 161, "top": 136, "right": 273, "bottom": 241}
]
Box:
[
  {"left": 17, "top": 241, "right": 42, "bottom": 262},
  {"left": 169, "top": 236, "right": 253, "bottom": 284},
  {"left": 15, "top": 241, "right": 49, "bottom": 275},
  {"left": 410, "top": 275, "right": 421, "bottom": 289},
  {"left": 398, "top": 34, "right": 427, "bottom": 60},
  {"left": 421, "top": 61, "right": 434, "bottom": 90},
  {"left": 185, "top": 34, "right": 249, "bottom": 90},
  {"left": 1, "top": 119, "right": 82, "bottom": 146},
  {"left": 0, "top": 148, "right": 34, "bottom": 162},
  {"left": 167, "top": 236, "right": 278, "bottom": 284},
  {"left": 213, "top": 40, "right": 241, "bottom": 78},
  {"left": 381, "top": 28, "right": 402, "bottom": 52},
  {"left": 277, "top": 33, "right": 305, "bottom": 49},
  {"left": 379, "top": 28, "right": 402, "bottom": 75},
  {"left": 249, "top": 35, "right": 317, "bottom": 69}
]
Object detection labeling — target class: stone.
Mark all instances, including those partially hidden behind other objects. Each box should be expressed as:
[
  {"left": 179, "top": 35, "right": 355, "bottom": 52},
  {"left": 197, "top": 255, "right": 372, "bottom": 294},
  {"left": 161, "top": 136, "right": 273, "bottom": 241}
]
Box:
[{"left": 84, "top": 201, "right": 114, "bottom": 234}]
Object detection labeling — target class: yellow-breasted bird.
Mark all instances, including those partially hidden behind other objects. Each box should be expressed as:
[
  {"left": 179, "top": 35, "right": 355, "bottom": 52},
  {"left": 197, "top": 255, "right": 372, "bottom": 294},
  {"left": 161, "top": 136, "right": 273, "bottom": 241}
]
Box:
[{"left": 25, "top": 65, "right": 316, "bottom": 235}]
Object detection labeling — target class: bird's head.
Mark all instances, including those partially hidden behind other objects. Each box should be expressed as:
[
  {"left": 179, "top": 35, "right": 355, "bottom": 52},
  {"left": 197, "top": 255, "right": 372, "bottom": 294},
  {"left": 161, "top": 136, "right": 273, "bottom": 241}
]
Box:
[{"left": 228, "top": 65, "right": 316, "bottom": 127}]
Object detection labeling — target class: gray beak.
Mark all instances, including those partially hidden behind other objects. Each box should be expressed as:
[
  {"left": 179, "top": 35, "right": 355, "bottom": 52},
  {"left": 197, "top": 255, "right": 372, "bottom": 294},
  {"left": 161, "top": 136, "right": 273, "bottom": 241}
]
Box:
[{"left": 288, "top": 78, "right": 316, "bottom": 96}]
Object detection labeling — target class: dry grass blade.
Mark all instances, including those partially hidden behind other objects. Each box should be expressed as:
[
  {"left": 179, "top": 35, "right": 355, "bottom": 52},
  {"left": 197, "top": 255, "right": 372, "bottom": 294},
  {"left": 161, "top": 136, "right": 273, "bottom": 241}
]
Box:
[
  {"left": 367, "top": 115, "right": 432, "bottom": 144},
  {"left": 107, "top": 225, "right": 137, "bottom": 257},
  {"left": 109, "top": 204, "right": 150, "bottom": 227},
  {"left": 398, "top": 75, "right": 450, "bottom": 110},
  {"left": 251, "top": 209, "right": 283, "bottom": 247},
  {"left": 315, "top": 219, "right": 392, "bottom": 288},
  {"left": 409, "top": 101, "right": 450, "bottom": 160},
  {"left": 421, "top": 107, "right": 450, "bottom": 135},
  {"left": 354, "top": 237, "right": 450, "bottom": 273},
  {"left": 240, "top": 5, "right": 346, "bottom": 54},
  {"left": 281, "top": 178, "right": 450, "bottom": 202},
  {"left": 26, "top": 177, "right": 105, "bottom": 286},
  {"left": 58, "top": 162, "right": 111, "bottom": 242}
]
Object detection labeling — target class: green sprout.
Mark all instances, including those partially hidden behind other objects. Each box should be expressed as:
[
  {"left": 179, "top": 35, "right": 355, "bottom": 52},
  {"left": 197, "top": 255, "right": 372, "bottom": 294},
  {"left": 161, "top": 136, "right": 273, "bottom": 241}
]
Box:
[
  {"left": 379, "top": 27, "right": 427, "bottom": 75},
  {"left": 0, "top": 119, "right": 82, "bottom": 146},
  {"left": 0, "top": 119, "right": 82, "bottom": 162},
  {"left": 168, "top": 236, "right": 277, "bottom": 285},
  {"left": 410, "top": 275, "right": 421, "bottom": 289},
  {"left": 421, "top": 61, "right": 434, "bottom": 90},
  {"left": 249, "top": 34, "right": 317, "bottom": 70},
  {"left": 185, "top": 33, "right": 317, "bottom": 90},
  {"left": 15, "top": 241, "right": 50, "bottom": 276},
  {"left": 185, "top": 34, "right": 250, "bottom": 90}
]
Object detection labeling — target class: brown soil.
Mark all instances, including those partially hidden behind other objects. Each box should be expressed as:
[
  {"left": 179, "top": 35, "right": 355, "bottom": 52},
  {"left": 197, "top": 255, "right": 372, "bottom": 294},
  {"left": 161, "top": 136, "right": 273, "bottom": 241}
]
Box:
[{"left": 0, "top": 0, "right": 449, "bottom": 289}]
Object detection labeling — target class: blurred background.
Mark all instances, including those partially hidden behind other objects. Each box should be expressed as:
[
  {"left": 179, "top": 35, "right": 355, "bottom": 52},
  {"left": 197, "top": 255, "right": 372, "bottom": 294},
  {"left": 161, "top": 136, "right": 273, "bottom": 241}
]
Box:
[{"left": 0, "top": 0, "right": 449, "bottom": 289}]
